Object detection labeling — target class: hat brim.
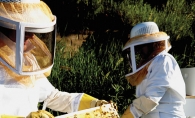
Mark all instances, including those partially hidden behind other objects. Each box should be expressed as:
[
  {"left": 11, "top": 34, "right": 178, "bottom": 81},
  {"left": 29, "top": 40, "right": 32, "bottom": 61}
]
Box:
[{"left": 123, "top": 32, "right": 170, "bottom": 50}]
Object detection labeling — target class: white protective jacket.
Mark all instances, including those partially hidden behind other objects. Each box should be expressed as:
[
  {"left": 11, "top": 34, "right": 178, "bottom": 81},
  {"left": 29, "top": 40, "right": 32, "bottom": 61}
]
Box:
[
  {"left": 0, "top": 67, "right": 85, "bottom": 117},
  {"left": 130, "top": 51, "right": 186, "bottom": 118},
  {"left": 0, "top": 31, "right": 100, "bottom": 117}
]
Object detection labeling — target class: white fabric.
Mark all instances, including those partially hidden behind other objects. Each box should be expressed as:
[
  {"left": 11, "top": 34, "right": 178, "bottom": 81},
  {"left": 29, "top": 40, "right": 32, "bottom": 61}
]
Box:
[
  {"left": 130, "top": 51, "right": 186, "bottom": 118},
  {"left": 0, "top": 66, "right": 84, "bottom": 116},
  {"left": 130, "top": 22, "right": 159, "bottom": 38}
]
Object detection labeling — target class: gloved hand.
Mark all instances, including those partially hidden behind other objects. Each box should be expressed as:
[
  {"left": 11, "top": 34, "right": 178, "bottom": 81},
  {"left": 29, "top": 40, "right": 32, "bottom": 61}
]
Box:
[
  {"left": 121, "top": 105, "right": 134, "bottom": 118},
  {"left": 26, "top": 110, "right": 54, "bottom": 118},
  {"left": 78, "top": 93, "right": 118, "bottom": 111}
]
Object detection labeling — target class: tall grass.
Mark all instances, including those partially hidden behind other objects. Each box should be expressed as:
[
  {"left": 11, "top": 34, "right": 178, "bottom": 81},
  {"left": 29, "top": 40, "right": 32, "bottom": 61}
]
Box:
[{"left": 48, "top": 32, "right": 135, "bottom": 115}]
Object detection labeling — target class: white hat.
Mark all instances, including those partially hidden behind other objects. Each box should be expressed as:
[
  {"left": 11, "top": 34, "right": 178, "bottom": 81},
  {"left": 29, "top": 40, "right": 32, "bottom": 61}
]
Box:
[
  {"left": 123, "top": 22, "right": 170, "bottom": 50},
  {"left": 0, "top": 0, "right": 54, "bottom": 24},
  {"left": 130, "top": 22, "right": 159, "bottom": 38}
]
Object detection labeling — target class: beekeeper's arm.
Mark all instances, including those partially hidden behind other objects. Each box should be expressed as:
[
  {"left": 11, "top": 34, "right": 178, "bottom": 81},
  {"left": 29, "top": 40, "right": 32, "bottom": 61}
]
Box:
[
  {"left": 122, "top": 55, "right": 172, "bottom": 118},
  {"left": 35, "top": 78, "right": 108, "bottom": 113},
  {"left": 122, "top": 96, "right": 158, "bottom": 118}
]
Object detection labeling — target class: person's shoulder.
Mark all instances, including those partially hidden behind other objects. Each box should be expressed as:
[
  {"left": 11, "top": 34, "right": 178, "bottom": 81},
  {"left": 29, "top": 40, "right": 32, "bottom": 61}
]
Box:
[
  {"left": 151, "top": 51, "right": 177, "bottom": 66},
  {"left": 155, "top": 51, "right": 175, "bottom": 60}
]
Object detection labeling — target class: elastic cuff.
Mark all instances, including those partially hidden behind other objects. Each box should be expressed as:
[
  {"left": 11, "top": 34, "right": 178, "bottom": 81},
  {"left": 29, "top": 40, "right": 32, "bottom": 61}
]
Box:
[
  {"left": 78, "top": 93, "right": 98, "bottom": 110},
  {"left": 131, "top": 104, "right": 142, "bottom": 118}
]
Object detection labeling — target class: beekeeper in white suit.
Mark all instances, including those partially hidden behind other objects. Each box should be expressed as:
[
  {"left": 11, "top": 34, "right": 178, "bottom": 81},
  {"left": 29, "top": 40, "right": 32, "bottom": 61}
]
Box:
[
  {"left": 121, "top": 22, "right": 186, "bottom": 118},
  {"left": 0, "top": 0, "right": 108, "bottom": 117}
]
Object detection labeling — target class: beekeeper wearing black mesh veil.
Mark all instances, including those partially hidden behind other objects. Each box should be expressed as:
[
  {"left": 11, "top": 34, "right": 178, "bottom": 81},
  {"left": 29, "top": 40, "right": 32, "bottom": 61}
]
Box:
[
  {"left": 0, "top": 0, "right": 109, "bottom": 117},
  {"left": 121, "top": 22, "right": 186, "bottom": 118}
]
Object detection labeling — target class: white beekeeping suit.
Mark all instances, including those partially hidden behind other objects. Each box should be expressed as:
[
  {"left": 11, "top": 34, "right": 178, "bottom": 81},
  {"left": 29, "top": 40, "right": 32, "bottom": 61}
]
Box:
[
  {"left": 121, "top": 22, "right": 186, "bottom": 118},
  {"left": 0, "top": 0, "right": 108, "bottom": 117}
]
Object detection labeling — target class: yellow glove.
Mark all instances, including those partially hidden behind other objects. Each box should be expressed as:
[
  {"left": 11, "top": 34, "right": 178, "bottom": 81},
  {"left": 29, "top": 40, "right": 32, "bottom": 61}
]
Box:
[
  {"left": 26, "top": 110, "right": 54, "bottom": 118},
  {"left": 78, "top": 93, "right": 111, "bottom": 110},
  {"left": 121, "top": 105, "right": 134, "bottom": 118},
  {"left": 78, "top": 93, "right": 118, "bottom": 112}
]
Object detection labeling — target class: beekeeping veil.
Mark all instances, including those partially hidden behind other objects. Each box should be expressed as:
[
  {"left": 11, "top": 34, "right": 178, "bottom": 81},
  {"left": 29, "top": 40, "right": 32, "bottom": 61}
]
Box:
[
  {"left": 0, "top": 0, "right": 56, "bottom": 86},
  {"left": 122, "top": 22, "right": 171, "bottom": 86}
]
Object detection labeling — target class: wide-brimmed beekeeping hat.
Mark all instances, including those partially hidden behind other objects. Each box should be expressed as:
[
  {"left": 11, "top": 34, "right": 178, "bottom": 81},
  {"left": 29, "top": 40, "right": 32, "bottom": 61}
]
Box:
[
  {"left": 0, "top": 0, "right": 57, "bottom": 76},
  {"left": 122, "top": 22, "right": 171, "bottom": 77}
]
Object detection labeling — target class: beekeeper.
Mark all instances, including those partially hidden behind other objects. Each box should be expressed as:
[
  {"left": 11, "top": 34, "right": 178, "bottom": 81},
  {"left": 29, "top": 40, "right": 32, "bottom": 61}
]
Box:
[
  {"left": 121, "top": 22, "right": 186, "bottom": 118},
  {"left": 0, "top": 0, "right": 108, "bottom": 117}
]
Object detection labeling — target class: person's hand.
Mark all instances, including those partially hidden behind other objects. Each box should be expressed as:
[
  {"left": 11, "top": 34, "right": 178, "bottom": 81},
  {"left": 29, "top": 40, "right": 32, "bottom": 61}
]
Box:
[
  {"left": 121, "top": 105, "right": 134, "bottom": 118},
  {"left": 26, "top": 110, "right": 54, "bottom": 118}
]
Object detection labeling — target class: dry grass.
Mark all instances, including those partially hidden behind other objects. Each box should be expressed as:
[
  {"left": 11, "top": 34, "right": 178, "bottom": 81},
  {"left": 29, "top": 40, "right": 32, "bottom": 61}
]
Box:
[{"left": 56, "top": 33, "right": 90, "bottom": 58}]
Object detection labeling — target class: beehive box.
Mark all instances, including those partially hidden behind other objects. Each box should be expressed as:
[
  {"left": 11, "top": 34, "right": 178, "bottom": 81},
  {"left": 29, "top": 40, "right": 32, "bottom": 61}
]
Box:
[{"left": 55, "top": 104, "right": 119, "bottom": 118}]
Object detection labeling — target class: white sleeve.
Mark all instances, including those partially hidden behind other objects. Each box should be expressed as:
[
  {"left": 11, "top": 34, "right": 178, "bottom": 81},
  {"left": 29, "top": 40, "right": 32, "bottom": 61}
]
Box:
[
  {"left": 35, "top": 77, "right": 55, "bottom": 102},
  {"left": 44, "top": 89, "right": 83, "bottom": 113},
  {"left": 131, "top": 96, "right": 158, "bottom": 117},
  {"left": 35, "top": 78, "right": 84, "bottom": 113}
]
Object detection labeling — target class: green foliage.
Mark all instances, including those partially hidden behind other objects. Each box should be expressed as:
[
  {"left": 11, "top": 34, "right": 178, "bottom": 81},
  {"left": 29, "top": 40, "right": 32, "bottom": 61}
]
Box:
[{"left": 118, "top": 0, "right": 193, "bottom": 40}]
